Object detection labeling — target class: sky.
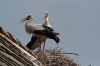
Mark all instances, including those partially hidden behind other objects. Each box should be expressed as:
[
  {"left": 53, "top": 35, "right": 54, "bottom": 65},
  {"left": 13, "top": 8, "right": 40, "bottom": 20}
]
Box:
[{"left": 0, "top": 0, "right": 100, "bottom": 66}]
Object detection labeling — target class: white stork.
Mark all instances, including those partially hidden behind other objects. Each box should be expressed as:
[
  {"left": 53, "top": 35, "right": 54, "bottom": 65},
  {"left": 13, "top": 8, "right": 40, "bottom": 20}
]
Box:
[
  {"left": 20, "top": 15, "right": 59, "bottom": 50},
  {"left": 42, "top": 11, "right": 60, "bottom": 49},
  {"left": 26, "top": 12, "right": 60, "bottom": 50}
]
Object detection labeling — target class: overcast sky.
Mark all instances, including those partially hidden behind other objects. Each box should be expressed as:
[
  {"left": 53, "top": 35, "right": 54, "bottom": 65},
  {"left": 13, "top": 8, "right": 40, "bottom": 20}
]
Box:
[{"left": 0, "top": 0, "right": 100, "bottom": 66}]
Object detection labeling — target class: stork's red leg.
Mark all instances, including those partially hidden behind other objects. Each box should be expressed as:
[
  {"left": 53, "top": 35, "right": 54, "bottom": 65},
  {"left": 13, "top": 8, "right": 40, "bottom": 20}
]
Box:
[
  {"left": 38, "top": 37, "right": 41, "bottom": 50},
  {"left": 43, "top": 41, "right": 45, "bottom": 50}
]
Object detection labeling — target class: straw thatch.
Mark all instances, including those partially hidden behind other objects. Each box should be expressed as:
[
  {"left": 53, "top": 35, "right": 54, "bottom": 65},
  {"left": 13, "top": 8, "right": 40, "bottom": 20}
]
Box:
[{"left": 0, "top": 26, "right": 43, "bottom": 66}]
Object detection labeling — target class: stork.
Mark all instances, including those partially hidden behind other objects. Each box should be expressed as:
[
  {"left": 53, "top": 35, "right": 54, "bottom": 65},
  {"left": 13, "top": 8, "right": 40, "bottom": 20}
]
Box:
[
  {"left": 42, "top": 11, "right": 60, "bottom": 49},
  {"left": 26, "top": 12, "right": 60, "bottom": 50},
  {"left": 20, "top": 15, "right": 59, "bottom": 50}
]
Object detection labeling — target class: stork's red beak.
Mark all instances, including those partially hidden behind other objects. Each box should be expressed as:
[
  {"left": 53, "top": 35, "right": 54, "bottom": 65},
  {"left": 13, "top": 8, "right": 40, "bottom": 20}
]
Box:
[
  {"left": 43, "top": 14, "right": 47, "bottom": 19},
  {"left": 20, "top": 17, "right": 27, "bottom": 23}
]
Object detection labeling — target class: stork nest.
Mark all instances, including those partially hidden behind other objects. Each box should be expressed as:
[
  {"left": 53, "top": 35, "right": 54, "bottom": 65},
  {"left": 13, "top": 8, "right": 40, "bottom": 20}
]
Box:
[{"left": 34, "top": 48, "right": 79, "bottom": 66}]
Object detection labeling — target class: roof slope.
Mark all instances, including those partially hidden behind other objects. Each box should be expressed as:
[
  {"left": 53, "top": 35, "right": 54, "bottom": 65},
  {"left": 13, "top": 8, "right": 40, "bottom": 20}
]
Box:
[{"left": 0, "top": 26, "right": 43, "bottom": 66}]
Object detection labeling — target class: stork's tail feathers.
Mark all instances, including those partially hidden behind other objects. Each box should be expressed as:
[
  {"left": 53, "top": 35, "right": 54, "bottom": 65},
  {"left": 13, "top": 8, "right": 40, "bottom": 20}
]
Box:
[
  {"left": 54, "top": 36, "right": 60, "bottom": 43},
  {"left": 53, "top": 32, "right": 60, "bottom": 35},
  {"left": 56, "top": 37, "right": 60, "bottom": 43},
  {"left": 52, "top": 33, "right": 60, "bottom": 43}
]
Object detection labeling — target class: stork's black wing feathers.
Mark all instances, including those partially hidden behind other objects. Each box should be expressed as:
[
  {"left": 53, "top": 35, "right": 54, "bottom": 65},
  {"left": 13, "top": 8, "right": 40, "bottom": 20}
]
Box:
[
  {"left": 26, "top": 35, "right": 38, "bottom": 50},
  {"left": 42, "top": 25, "right": 54, "bottom": 31},
  {"left": 34, "top": 29, "right": 59, "bottom": 43}
]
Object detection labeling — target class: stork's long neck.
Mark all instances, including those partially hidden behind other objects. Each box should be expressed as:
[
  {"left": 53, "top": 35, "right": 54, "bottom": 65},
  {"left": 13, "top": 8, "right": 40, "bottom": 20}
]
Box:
[
  {"left": 44, "top": 17, "right": 52, "bottom": 27},
  {"left": 25, "top": 19, "right": 33, "bottom": 34}
]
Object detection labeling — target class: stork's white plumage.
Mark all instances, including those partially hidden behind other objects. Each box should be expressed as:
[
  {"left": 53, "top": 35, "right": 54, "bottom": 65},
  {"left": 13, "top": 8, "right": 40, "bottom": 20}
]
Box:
[
  {"left": 26, "top": 12, "right": 60, "bottom": 50},
  {"left": 21, "top": 14, "right": 59, "bottom": 50},
  {"left": 43, "top": 11, "right": 52, "bottom": 27},
  {"left": 21, "top": 15, "right": 44, "bottom": 34}
]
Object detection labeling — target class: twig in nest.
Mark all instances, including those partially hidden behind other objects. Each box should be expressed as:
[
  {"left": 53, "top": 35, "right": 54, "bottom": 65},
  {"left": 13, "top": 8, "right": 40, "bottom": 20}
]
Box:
[
  {"left": 58, "top": 48, "right": 63, "bottom": 51},
  {"left": 52, "top": 47, "right": 59, "bottom": 53},
  {"left": 55, "top": 52, "right": 79, "bottom": 56},
  {"left": 53, "top": 47, "right": 59, "bottom": 50}
]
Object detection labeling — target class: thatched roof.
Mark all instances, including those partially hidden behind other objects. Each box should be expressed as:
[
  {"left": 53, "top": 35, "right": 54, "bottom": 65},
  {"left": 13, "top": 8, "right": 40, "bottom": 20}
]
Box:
[
  {"left": 0, "top": 26, "right": 43, "bottom": 66},
  {"left": 0, "top": 26, "right": 79, "bottom": 66}
]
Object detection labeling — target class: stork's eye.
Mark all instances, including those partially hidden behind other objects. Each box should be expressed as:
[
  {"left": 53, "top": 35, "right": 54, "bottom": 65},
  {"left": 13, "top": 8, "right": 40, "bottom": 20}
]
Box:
[
  {"left": 28, "top": 15, "right": 31, "bottom": 17},
  {"left": 47, "top": 13, "right": 48, "bottom": 14}
]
